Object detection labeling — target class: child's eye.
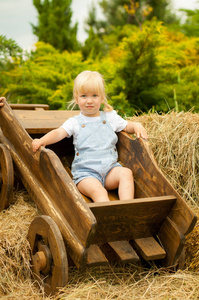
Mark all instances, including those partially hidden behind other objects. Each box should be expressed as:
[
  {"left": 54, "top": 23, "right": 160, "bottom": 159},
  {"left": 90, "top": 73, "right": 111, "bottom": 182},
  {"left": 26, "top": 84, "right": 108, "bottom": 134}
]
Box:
[
  {"left": 80, "top": 95, "right": 86, "bottom": 97},
  {"left": 93, "top": 94, "right": 98, "bottom": 97}
]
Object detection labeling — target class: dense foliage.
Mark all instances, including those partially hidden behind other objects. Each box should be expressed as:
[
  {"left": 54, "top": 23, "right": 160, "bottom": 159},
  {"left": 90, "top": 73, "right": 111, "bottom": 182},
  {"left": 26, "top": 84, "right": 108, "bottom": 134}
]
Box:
[
  {"left": 0, "top": 36, "right": 23, "bottom": 70},
  {"left": 92, "top": 0, "right": 177, "bottom": 31},
  {"left": 0, "top": 1, "right": 199, "bottom": 115},
  {"left": 32, "top": 0, "right": 79, "bottom": 51}
]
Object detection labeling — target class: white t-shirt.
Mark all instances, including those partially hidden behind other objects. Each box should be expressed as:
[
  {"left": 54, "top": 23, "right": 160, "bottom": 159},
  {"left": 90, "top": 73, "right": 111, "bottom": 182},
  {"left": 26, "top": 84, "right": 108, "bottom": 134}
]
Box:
[{"left": 61, "top": 110, "right": 128, "bottom": 145}]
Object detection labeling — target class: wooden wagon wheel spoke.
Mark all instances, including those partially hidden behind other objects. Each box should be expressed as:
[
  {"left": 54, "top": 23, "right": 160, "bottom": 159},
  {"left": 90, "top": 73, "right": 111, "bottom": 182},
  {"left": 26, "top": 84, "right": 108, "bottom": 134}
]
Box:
[
  {"left": 0, "top": 144, "right": 14, "bottom": 212},
  {"left": 28, "top": 215, "right": 68, "bottom": 295}
]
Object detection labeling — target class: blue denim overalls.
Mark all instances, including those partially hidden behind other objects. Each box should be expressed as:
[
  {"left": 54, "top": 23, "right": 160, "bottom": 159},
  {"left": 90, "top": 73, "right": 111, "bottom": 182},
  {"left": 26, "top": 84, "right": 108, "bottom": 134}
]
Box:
[{"left": 71, "top": 112, "right": 121, "bottom": 186}]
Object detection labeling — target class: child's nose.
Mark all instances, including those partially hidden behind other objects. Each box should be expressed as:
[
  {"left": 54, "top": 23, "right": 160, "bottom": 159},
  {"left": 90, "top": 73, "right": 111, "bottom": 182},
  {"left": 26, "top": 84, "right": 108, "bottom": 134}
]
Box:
[{"left": 87, "top": 97, "right": 93, "bottom": 103}]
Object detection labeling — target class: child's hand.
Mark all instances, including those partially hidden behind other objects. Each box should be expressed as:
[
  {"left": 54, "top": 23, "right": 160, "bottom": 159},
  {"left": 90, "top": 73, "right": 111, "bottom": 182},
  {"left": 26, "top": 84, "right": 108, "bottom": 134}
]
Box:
[
  {"left": 0, "top": 97, "right": 5, "bottom": 107},
  {"left": 32, "top": 139, "right": 45, "bottom": 152},
  {"left": 133, "top": 122, "right": 148, "bottom": 139},
  {"left": 124, "top": 121, "right": 148, "bottom": 139}
]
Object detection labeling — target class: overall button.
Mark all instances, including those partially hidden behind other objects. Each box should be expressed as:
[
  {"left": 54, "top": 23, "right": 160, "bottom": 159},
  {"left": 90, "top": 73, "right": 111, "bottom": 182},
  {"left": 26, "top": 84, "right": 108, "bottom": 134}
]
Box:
[
  {"left": 76, "top": 152, "right": 79, "bottom": 156},
  {"left": 82, "top": 124, "right": 85, "bottom": 128},
  {"left": 103, "top": 120, "right": 106, "bottom": 124}
]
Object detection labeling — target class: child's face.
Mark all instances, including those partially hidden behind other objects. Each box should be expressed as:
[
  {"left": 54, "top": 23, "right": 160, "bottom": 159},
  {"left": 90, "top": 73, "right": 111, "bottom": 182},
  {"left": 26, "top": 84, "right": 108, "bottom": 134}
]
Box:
[{"left": 76, "top": 89, "right": 103, "bottom": 117}]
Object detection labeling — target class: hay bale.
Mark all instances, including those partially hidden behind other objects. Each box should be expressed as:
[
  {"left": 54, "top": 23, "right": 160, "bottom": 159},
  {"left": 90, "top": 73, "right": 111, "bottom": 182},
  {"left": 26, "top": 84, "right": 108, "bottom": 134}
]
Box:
[{"left": 128, "top": 111, "right": 199, "bottom": 207}]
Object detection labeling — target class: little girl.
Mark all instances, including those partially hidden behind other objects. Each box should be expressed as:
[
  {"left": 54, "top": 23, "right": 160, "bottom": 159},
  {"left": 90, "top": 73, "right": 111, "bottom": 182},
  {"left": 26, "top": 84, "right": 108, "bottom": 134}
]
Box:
[{"left": 32, "top": 71, "right": 148, "bottom": 202}]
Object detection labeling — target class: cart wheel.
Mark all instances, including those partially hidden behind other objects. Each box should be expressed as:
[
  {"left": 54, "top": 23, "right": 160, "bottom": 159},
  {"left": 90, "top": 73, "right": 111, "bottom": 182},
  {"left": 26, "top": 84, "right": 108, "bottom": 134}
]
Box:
[
  {"left": 0, "top": 144, "right": 14, "bottom": 211},
  {"left": 28, "top": 215, "right": 68, "bottom": 295}
]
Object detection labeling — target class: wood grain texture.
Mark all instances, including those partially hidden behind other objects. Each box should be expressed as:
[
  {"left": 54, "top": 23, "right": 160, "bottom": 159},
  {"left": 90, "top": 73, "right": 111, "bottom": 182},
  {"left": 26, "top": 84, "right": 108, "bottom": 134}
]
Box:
[
  {"left": 28, "top": 215, "right": 68, "bottom": 295},
  {"left": 108, "top": 240, "right": 140, "bottom": 262},
  {"left": 132, "top": 237, "right": 166, "bottom": 261},
  {"left": 158, "top": 217, "right": 185, "bottom": 267},
  {"left": 0, "top": 131, "right": 87, "bottom": 269},
  {"left": 87, "top": 244, "right": 108, "bottom": 266},
  {"left": 88, "top": 196, "right": 176, "bottom": 244},
  {"left": 10, "top": 103, "right": 49, "bottom": 110}
]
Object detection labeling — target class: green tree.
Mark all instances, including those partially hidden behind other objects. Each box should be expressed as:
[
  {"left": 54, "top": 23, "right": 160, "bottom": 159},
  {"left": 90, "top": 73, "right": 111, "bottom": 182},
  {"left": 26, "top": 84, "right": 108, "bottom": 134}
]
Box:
[
  {"left": 0, "top": 42, "right": 90, "bottom": 108},
  {"left": 81, "top": 27, "right": 107, "bottom": 60},
  {"left": 87, "top": 0, "right": 178, "bottom": 35},
  {"left": 81, "top": 4, "right": 107, "bottom": 59},
  {"left": 32, "top": 0, "right": 79, "bottom": 51},
  {"left": 100, "top": 21, "right": 199, "bottom": 114},
  {"left": 179, "top": 9, "right": 199, "bottom": 37},
  {"left": 0, "top": 35, "right": 22, "bottom": 64},
  {"left": 83, "top": 0, "right": 178, "bottom": 59},
  {"left": 0, "top": 35, "right": 23, "bottom": 96},
  {"left": 146, "top": 0, "right": 177, "bottom": 23}
]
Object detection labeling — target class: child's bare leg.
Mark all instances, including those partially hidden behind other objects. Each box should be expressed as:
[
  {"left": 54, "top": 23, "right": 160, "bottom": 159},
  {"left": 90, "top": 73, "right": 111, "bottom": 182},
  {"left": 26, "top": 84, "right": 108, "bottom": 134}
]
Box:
[
  {"left": 105, "top": 166, "right": 134, "bottom": 200},
  {"left": 77, "top": 177, "right": 110, "bottom": 202}
]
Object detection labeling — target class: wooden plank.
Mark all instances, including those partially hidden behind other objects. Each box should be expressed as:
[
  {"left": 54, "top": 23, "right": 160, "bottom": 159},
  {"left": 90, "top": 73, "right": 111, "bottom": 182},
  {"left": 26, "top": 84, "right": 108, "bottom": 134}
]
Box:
[
  {"left": 132, "top": 237, "right": 166, "bottom": 261},
  {"left": 78, "top": 190, "right": 118, "bottom": 204},
  {"left": 117, "top": 131, "right": 197, "bottom": 236},
  {"left": 13, "top": 110, "right": 79, "bottom": 134},
  {"left": 87, "top": 245, "right": 108, "bottom": 267},
  {"left": 158, "top": 217, "right": 185, "bottom": 267},
  {"left": 10, "top": 103, "right": 49, "bottom": 110},
  {"left": 88, "top": 196, "right": 176, "bottom": 244},
  {"left": 108, "top": 241, "right": 140, "bottom": 262}
]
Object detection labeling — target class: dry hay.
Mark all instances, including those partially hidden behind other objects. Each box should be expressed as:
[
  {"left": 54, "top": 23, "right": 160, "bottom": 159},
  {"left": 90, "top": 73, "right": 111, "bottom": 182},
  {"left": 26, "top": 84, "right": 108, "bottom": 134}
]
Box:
[
  {"left": 0, "top": 111, "right": 199, "bottom": 299},
  {"left": 57, "top": 266, "right": 199, "bottom": 300},
  {"left": 128, "top": 110, "right": 199, "bottom": 207},
  {"left": 0, "top": 192, "right": 42, "bottom": 299}
]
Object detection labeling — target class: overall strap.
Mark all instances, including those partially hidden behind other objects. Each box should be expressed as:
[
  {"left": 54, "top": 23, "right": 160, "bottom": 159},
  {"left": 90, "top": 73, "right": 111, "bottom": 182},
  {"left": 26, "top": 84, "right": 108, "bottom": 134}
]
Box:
[
  {"left": 75, "top": 112, "right": 106, "bottom": 126},
  {"left": 74, "top": 113, "right": 85, "bottom": 126},
  {"left": 100, "top": 111, "right": 107, "bottom": 123}
]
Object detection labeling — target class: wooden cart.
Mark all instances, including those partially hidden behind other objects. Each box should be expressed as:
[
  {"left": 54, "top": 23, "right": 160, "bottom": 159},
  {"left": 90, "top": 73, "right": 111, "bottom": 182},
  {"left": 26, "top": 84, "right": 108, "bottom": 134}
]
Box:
[{"left": 0, "top": 100, "right": 197, "bottom": 295}]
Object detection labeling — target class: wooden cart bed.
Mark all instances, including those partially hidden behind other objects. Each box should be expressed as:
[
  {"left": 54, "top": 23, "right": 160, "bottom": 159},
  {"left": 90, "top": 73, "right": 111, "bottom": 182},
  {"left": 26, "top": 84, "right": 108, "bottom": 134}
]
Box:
[{"left": 0, "top": 102, "right": 197, "bottom": 294}]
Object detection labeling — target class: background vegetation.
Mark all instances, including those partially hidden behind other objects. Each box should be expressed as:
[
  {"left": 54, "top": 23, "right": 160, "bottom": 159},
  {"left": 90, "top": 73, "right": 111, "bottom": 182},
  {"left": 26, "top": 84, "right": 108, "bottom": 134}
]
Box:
[{"left": 0, "top": 0, "right": 199, "bottom": 115}]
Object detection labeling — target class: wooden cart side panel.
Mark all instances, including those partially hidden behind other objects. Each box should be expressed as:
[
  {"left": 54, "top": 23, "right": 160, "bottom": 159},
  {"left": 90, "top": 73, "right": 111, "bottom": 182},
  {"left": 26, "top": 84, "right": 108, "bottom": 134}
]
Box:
[
  {"left": 117, "top": 132, "right": 197, "bottom": 236},
  {"left": 158, "top": 217, "right": 185, "bottom": 267},
  {"left": 39, "top": 148, "right": 97, "bottom": 247},
  {"left": 0, "top": 100, "right": 96, "bottom": 248},
  {"left": 0, "top": 131, "right": 87, "bottom": 269}
]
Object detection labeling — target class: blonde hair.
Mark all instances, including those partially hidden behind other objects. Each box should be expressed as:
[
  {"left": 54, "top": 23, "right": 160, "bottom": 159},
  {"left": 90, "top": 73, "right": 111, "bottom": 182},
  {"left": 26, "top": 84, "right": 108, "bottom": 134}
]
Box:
[{"left": 68, "top": 70, "right": 113, "bottom": 112}]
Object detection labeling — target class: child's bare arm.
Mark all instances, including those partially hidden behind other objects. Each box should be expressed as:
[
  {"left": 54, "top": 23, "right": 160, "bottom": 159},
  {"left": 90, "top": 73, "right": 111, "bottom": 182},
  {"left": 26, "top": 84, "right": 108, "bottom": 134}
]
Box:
[
  {"left": 123, "top": 121, "right": 148, "bottom": 139},
  {"left": 32, "top": 127, "right": 69, "bottom": 152}
]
